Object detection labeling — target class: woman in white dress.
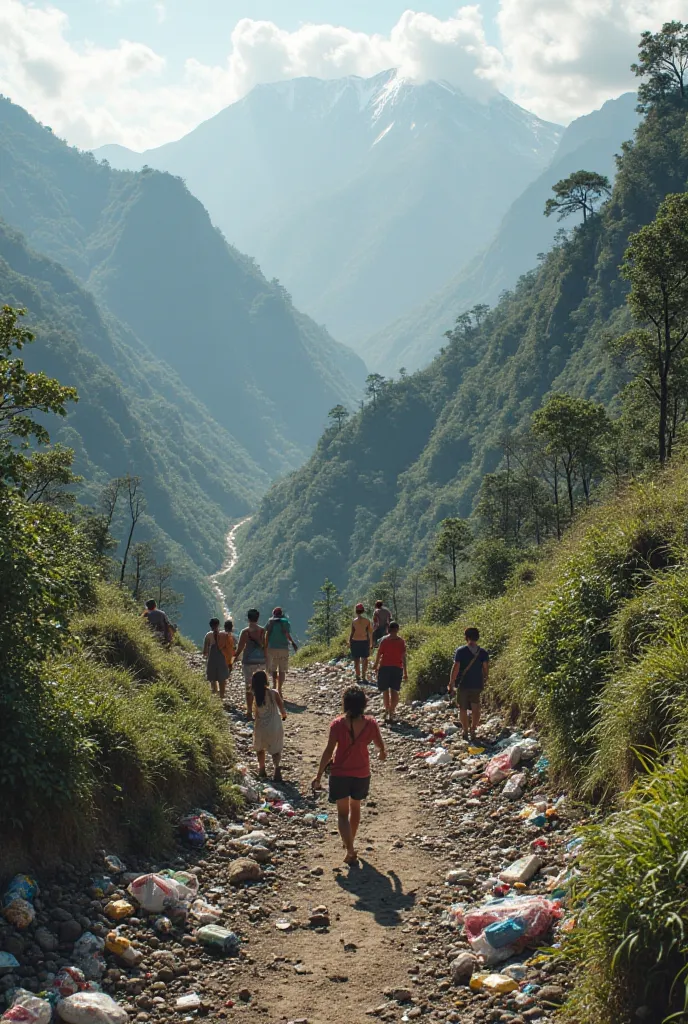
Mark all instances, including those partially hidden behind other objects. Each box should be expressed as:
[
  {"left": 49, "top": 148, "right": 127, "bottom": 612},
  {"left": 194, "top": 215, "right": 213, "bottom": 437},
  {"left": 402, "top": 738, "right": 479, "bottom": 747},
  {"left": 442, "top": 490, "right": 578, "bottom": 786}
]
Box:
[{"left": 251, "top": 670, "right": 287, "bottom": 782}]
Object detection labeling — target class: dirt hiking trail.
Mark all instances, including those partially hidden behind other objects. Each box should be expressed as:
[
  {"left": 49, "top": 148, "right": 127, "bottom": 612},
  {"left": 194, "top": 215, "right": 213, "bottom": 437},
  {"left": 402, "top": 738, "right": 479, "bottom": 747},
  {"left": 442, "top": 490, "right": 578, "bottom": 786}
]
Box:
[{"left": 223, "top": 672, "right": 441, "bottom": 1023}]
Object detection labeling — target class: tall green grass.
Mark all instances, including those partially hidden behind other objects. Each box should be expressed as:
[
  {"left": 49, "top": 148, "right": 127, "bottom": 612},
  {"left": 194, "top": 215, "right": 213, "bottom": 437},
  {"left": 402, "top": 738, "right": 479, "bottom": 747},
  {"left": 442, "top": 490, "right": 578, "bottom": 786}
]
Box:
[
  {"left": 4, "top": 583, "right": 236, "bottom": 869},
  {"left": 563, "top": 752, "right": 688, "bottom": 1024}
]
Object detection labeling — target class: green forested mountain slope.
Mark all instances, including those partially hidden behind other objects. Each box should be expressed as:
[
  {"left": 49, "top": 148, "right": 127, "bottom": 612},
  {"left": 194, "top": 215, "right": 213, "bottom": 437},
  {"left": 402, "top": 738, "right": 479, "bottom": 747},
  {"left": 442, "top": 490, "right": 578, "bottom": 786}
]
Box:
[
  {"left": 225, "top": 99, "right": 687, "bottom": 632},
  {"left": 367, "top": 92, "right": 640, "bottom": 372},
  {"left": 0, "top": 220, "right": 266, "bottom": 634},
  {"left": 0, "top": 96, "right": 365, "bottom": 474}
]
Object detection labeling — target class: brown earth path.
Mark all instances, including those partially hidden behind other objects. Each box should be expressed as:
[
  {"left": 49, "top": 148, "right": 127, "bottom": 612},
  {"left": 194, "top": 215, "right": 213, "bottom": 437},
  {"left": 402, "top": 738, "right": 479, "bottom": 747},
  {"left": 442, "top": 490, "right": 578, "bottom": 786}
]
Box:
[{"left": 220, "top": 669, "right": 454, "bottom": 1024}]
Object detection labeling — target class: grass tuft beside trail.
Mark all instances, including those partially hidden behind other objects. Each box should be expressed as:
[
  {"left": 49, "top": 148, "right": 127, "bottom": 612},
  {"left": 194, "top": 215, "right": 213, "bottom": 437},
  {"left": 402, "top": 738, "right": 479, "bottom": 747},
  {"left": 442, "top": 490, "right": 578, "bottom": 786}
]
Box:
[{"left": 2, "top": 583, "right": 237, "bottom": 871}]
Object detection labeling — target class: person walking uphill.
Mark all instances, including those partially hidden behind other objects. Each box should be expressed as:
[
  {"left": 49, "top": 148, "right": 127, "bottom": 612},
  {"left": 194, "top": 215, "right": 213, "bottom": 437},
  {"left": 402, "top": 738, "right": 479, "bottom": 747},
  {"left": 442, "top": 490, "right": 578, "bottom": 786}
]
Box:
[
  {"left": 203, "top": 618, "right": 232, "bottom": 700},
  {"left": 372, "top": 600, "right": 391, "bottom": 646},
  {"left": 235, "top": 609, "right": 267, "bottom": 718},
  {"left": 350, "top": 603, "right": 373, "bottom": 684},
  {"left": 251, "top": 670, "right": 287, "bottom": 783},
  {"left": 373, "top": 621, "right": 407, "bottom": 724},
  {"left": 143, "top": 599, "right": 173, "bottom": 645},
  {"left": 448, "top": 626, "right": 489, "bottom": 742},
  {"left": 265, "top": 606, "right": 298, "bottom": 696},
  {"left": 312, "top": 685, "right": 386, "bottom": 865}
]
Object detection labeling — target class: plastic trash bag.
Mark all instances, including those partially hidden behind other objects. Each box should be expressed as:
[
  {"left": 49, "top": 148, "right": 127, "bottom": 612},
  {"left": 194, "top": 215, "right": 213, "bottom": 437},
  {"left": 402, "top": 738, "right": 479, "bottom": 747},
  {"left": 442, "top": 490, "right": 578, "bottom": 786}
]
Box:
[
  {"left": 485, "top": 745, "right": 522, "bottom": 784},
  {"left": 239, "top": 830, "right": 271, "bottom": 847},
  {"left": 464, "top": 896, "right": 560, "bottom": 965},
  {"left": 158, "top": 870, "right": 199, "bottom": 896},
  {"left": 127, "top": 873, "right": 195, "bottom": 914},
  {"left": 2, "top": 875, "right": 39, "bottom": 930},
  {"left": 178, "top": 814, "right": 206, "bottom": 847},
  {"left": 57, "top": 992, "right": 128, "bottom": 1024},
  {"left": 72, "top": 933, "right": 106, "bottom": 981},
  {"left": 502, "top": 772, "right": 527, "bottom": 799},
  {"left": 102, "top": 855, "right": 125, "bottom": 875},
  {"left": 2, "top": 990, "right": 52, "bottom": 1024},
  {"left": 441, "top": 903, "right": 467, "bottom": 929},
  {"left": 51, "top": 967, "right": 89, "bottom": 999},
  {"left": 427, "top": 747, "right": 451, "bottom": 767},
  {"left": 0, "top": 954, "right": 19, "bottom": 971},
  {"left": 189, "top": 899, "right": 222, "bottom": 926}
]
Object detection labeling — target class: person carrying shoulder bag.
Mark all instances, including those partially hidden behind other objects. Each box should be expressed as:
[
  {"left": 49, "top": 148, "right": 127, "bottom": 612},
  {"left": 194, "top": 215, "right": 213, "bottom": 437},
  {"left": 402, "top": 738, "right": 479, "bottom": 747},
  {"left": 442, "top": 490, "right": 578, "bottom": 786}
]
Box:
[{"left": 448, "top": 626, "right": 489, "bottom": 742}]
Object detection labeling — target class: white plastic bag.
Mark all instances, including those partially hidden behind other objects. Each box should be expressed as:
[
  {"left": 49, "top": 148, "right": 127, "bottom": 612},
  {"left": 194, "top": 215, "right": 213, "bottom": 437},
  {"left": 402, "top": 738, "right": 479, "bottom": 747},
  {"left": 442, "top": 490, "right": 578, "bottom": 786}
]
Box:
[
  {"left": 58, "top": 992, "right": 128, "bottom": 1024},
  {"left": 427, "top": 747, "right": 451, "bottom": 766},
  {"left": 72, "top": 932, "right": 105, "bottom": 981},
  {"left": 127, "top": 873, "right": 194, "bottom": 913},
  {"left": 2, "top": 990, "right": 52, "bottom": 1024}
]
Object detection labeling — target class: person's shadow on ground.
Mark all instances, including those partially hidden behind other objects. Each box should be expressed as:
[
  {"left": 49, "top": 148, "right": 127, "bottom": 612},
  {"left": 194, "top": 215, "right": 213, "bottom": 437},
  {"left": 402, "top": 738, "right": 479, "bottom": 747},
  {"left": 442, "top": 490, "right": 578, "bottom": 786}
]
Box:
[
  {"left": 283, "top": 699, "right": 308, "bottom": 714},
  {"left": 335, "top": 863, "right": 416, "bottom": 926}
]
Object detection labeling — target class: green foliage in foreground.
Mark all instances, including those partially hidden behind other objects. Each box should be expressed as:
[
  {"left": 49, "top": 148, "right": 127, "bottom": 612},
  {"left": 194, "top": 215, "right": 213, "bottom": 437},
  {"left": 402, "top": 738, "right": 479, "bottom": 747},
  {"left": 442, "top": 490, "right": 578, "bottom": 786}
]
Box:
[
  {"left": 563, "top": 752, "right": 688, "bottom": 1024},
  {"left": 0, "top": 473, "right": 236, "bottom": 861},
  {"left": 3, "top": 581, "right": 236, "bottom": 862}
]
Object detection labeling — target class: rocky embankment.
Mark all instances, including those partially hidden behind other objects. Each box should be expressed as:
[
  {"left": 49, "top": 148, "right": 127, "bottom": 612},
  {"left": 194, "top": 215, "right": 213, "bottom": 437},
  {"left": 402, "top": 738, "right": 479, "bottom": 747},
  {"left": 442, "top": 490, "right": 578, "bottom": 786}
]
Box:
[{"left": 0, "top": 662, "right": 583, "bottom": 1024}]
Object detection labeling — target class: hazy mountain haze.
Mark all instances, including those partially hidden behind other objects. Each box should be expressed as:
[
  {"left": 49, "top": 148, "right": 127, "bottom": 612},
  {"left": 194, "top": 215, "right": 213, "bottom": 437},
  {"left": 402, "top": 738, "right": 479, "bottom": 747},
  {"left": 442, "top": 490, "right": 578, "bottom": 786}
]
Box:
[
  {"left": 95, "top": 70, "right": 562, "bottom": 347},
  {"left": 366, "top": 91, "right": 642, "bottom": 372}
]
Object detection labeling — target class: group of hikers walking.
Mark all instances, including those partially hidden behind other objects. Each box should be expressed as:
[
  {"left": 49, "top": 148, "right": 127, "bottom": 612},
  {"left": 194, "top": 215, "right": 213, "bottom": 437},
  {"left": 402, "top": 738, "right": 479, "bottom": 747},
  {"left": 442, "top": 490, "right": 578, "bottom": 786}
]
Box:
[{"left": 143, "top": 596, "right": 488, "bottom": 866}]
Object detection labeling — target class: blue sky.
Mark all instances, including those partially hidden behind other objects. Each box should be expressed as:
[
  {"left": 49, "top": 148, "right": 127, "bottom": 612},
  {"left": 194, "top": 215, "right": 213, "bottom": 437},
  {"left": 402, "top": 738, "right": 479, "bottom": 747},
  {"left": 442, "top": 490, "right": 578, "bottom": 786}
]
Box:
[
  {"left": 0, "top": 0, "right": 675, "bottom": 149},
  {"left": 59, "top": 1, "right": 502, "bottom": 63}
]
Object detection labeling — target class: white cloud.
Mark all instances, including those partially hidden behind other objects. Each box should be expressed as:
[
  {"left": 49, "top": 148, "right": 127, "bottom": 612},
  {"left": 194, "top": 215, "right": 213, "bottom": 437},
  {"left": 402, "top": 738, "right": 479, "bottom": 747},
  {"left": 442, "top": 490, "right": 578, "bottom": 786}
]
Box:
[
  {"left": 499, "top": 0, "right": 688, "bottom": 122},
  {"left": 2, "top": 0, "right": 688, "bottom": 149},
  {"left": 224, "top": 8, "right": 502, "bottom": 101}
]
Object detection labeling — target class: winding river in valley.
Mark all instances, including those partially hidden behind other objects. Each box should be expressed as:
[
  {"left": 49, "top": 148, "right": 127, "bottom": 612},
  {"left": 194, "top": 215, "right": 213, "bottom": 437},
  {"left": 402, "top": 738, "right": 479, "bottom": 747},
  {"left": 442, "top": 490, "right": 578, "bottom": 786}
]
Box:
[{"left": 208, "top": 516, "right": 252, "bottom": 618}]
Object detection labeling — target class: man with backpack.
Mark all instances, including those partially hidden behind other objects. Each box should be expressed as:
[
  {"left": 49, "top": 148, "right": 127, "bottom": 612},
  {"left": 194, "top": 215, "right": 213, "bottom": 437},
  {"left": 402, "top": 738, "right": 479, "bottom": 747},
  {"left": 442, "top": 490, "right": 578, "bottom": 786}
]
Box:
[
  {"left": 265, "top": 606, "right": 298, "bottom": 696},
  {"left": 142, "top": 599, "right": 174, "bottom": 645},
  {"left": 448, "top": 626, "right": 489, "bottom": 742}
]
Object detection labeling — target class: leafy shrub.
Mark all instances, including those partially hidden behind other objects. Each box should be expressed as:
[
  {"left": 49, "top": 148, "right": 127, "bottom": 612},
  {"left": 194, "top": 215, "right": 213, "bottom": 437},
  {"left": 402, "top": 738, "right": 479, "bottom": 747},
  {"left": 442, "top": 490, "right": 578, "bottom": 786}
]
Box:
[
  {"left": 424, "top": 584, "right": 464, "bottom": 625},
  {"left": 0, "top": 578, "right": 234, "bottom": 864},
  {"left": 563, "top": 752, "right": 688, "bottom": 1024},
  {"left": 504, "top": 476, "right": 688, "bottom": 785}
]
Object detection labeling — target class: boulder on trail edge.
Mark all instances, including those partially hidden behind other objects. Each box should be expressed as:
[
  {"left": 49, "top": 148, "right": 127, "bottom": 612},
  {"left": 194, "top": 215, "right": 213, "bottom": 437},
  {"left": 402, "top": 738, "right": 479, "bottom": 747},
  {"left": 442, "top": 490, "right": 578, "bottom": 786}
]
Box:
[
  {"left": 450, "top": 952, "right": 477, "bottom": 984},
  {"left": 228, "top": 858, "right": 263, "bottom": 884}
]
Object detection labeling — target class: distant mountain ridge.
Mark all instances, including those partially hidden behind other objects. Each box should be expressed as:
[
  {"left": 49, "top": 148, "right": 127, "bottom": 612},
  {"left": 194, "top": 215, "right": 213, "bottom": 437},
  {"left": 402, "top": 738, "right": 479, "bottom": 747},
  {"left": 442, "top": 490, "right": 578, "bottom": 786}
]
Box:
[
  {"left": 94, "top": 70, "right": 562, "bottom": 347},
  {"left": 0, "top": 218, "right": 263, "bottom": 634},
  {"left": 0, "top": 95, "right": 365, "bottom": 476},
  {"left": 367, "top": 92, "right": 641, "bottom": 372},
  {"left": 223, "top": 91, "right": 681, "bottom": 634}
]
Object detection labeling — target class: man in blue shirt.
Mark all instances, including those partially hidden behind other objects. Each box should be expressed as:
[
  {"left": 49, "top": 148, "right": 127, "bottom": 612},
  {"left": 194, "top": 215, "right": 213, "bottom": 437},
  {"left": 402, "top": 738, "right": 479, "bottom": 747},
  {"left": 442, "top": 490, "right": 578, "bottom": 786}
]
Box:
[{"left": 448, "top": 627, "right": 489, "bottom": 741}]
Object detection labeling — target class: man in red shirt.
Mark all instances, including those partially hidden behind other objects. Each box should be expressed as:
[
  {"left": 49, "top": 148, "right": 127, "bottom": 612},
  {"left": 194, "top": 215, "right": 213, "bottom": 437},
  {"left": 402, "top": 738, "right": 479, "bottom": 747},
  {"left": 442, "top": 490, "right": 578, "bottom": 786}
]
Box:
[{"left": 373, "top": 621, "right": 408, "bottom": 724}]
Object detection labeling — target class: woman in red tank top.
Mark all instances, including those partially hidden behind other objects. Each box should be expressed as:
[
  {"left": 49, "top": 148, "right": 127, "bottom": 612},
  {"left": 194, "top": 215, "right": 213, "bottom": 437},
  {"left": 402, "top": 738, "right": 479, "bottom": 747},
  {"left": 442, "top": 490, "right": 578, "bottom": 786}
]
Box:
[{"left": 312, "top": 685, "right": 386, "bottom": 865}]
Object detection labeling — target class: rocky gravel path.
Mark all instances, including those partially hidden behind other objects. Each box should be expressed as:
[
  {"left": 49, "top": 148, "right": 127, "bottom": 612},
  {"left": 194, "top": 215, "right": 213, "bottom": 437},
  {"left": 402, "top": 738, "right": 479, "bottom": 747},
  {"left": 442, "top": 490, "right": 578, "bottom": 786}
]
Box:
[{"left": 0, "top": 660, "right": 580, "bottom": 1024}]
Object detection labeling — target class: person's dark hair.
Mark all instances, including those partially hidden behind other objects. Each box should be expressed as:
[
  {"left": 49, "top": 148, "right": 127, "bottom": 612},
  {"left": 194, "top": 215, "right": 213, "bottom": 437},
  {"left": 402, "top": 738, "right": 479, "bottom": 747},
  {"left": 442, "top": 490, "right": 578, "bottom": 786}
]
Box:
[
  {"left": 145, "top": 599, "right": 156, "bottom": 610},
  {"left": 209, "top": 617, "right": 220, "bottom": 628},
  {"left": 247, "top": 609, "right": 260, "bottom": 622},
  {"left": 375, "top": 600, "right": 383, "bottom": 608},
  {"left": 251, "top": 670, "right": 269, "bottom": 707},
  {"left": 465, "top": 627, "right": 480, "bottom": 642},
  {"left": 389, "top": 621, "right": 400, "bottom": 632},
  {"left": 342, "top": 684, "right": 367, "bottom": 719},
  {"left": 272, "top": 606, "right": 283, "bottom": 618},
  {"left": 355, "top": 602, "right": 365, "bottom": 613},
  {"left": 224, "top": 619, "right": 233, "bottom": 633}
]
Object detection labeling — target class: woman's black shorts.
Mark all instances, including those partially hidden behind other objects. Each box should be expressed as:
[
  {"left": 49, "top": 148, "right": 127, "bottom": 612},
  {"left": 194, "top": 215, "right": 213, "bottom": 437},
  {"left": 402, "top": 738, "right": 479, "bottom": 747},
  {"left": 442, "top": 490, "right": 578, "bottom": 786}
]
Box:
[
  {"left": 377, "top": 666, "right": 403, "bottom": 692},
  {"left": 328, "top": 775, "right": 371, "bottom": 803},
  {"left": 350, "top": 639, "right": 370, "bottom": 660}
]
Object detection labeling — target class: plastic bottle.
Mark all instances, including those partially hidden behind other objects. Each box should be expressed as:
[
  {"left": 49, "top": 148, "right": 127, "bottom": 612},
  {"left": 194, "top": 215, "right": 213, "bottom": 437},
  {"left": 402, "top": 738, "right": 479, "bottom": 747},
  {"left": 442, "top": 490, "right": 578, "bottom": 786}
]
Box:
[{"left": 196, "top": 925, "right": 241, "bottom": 954}]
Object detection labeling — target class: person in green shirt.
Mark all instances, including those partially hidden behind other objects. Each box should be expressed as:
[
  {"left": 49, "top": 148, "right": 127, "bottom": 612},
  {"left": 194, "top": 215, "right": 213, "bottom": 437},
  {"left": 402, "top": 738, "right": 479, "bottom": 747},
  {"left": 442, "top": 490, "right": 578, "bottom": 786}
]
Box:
[{"left": 265, "top": 606, "right": 298, "bottom": 696}]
